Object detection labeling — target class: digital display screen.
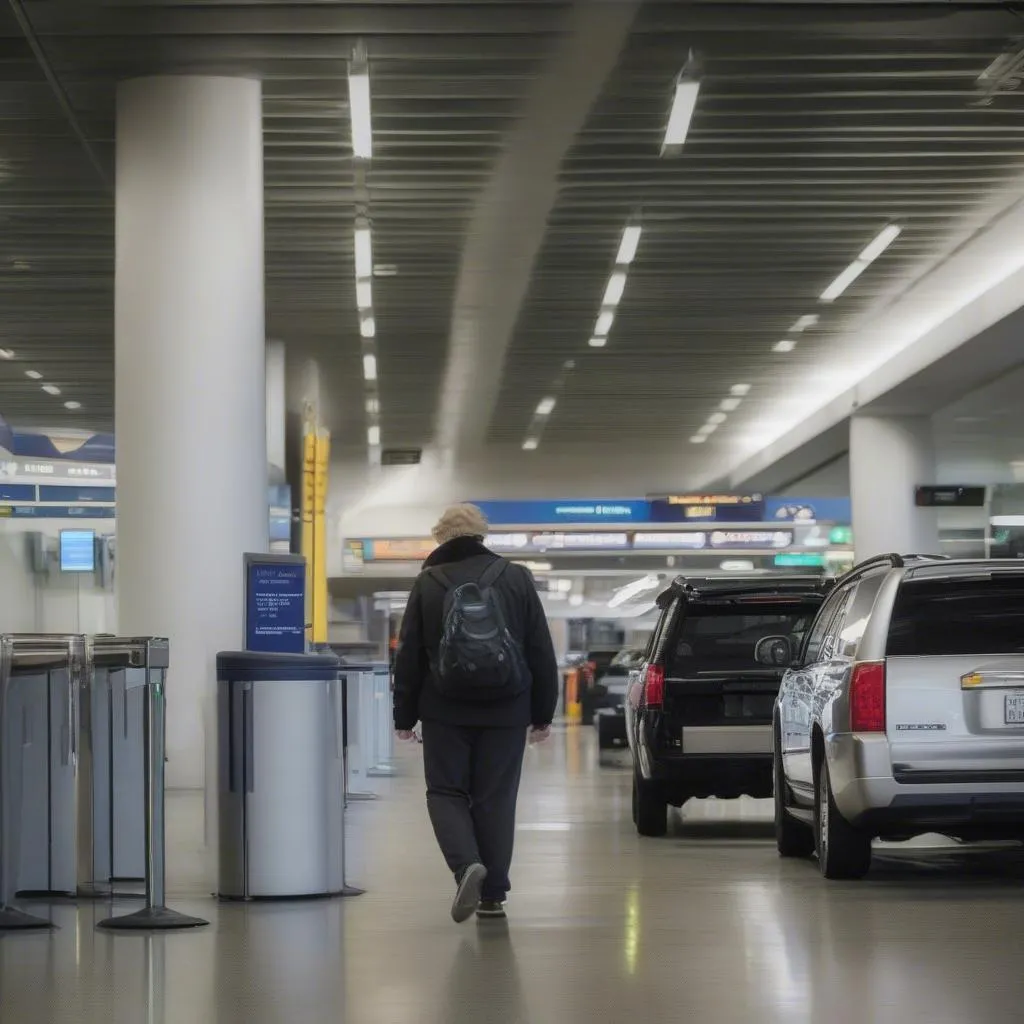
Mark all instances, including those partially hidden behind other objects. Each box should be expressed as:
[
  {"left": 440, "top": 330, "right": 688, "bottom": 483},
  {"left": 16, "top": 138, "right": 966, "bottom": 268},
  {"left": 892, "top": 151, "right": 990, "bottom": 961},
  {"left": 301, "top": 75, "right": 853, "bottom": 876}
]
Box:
[
  {"left": 60, "top": 529, "right": 96, "bottom": 572},
  {"left": 244, "top": 555, "right": 306, "bottom": 654}
]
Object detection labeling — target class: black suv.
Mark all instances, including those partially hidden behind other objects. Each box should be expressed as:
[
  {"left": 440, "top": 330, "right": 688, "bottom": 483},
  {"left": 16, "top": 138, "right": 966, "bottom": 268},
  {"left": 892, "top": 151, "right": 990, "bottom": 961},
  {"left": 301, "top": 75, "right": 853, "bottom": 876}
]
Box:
[{"left": 625, "top": 575, "right": 833, "bottom": 836}]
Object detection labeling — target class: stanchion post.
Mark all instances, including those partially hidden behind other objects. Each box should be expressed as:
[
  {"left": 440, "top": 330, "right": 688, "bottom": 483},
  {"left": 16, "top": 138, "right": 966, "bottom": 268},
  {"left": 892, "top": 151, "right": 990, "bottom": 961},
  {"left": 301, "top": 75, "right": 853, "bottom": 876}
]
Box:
[
  {"left": 98, "top": 639, "right": 207, "bottom": 931},
  {"left": 0, "top": 635, "right": 54, "bottom": 930}
]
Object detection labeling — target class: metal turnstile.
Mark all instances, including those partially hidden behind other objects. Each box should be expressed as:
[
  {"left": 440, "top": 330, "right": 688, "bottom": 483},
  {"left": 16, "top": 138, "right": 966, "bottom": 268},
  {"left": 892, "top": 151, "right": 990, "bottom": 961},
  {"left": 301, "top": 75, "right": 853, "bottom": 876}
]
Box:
[{"left": 343, "top": 661, "right": 395, "bottom": 795}]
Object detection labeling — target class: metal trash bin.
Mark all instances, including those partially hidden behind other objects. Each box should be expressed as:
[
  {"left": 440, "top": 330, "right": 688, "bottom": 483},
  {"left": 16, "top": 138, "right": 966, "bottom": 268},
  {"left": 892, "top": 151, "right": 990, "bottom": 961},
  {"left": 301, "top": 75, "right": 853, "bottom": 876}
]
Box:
[{"left": 217, "top": 651, "right": 347, "bottom": 899}]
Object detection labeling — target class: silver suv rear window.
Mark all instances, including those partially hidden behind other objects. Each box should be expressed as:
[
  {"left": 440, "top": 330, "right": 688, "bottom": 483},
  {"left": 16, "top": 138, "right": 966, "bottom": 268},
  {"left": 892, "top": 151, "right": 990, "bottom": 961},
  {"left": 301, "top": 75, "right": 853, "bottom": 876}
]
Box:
[{"left": 887, "top": 575, "right": 1024, "bottom": 657}]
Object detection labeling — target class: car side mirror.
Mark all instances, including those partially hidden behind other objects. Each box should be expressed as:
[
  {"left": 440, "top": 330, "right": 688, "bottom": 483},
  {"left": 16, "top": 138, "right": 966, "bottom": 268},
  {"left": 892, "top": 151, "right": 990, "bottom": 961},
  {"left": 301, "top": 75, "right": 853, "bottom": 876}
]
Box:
[{"left": 755, "top": 635, "right": 794, "bottom": 667}]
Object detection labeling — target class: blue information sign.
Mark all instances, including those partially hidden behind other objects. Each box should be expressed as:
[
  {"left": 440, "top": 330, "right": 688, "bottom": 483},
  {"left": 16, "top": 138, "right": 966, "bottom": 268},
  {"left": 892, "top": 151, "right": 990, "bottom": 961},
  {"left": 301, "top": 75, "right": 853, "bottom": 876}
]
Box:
[
  {"left": 471, "top": 499, "right": 649, "bottom": 525},
  {"left": 244, "top": 554, "right": 307, "bottom": 654},
  {"left": 764, "top": 497, "right": 851, "bottom": 524},
  {"left": 39, "top": 485, "right": 116, "bottom": 504}
]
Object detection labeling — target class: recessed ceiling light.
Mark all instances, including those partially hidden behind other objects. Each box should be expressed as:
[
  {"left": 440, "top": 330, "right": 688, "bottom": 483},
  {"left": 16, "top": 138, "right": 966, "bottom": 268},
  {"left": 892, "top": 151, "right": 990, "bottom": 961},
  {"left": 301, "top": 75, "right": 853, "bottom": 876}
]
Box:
[
  {"left": 790, "top": 314, "right": 819, "bottom": 333},
  {"left": 730, "top": 383, "right": 751, "bottom": 396},
  {"left": 24, "top": 369, "right": 42, "bottom": 379},
  {"left": 64, "top": 400, "right": 82, "bottom": 411},
  {"left": 42, "top": 384, "right": 61, "bottom": 396},
  {"left": 820, "top": 259, "right": 869, "bottom": 303},
  {"left": 595, "top": 310, "right": 615, "bottom": 336},
  {"left": 616, "top": 224, "right": 643, "bottom": 265},
  {"left": 773, "top": 339, "right": 797, "bottom": 353},
  {"left": 662, "top": 73, "right": 701, "bottom": 154},
  {"left": 367, "top": 424, "right": 380, "bottom": 447},
  {"left": 859, "top": 223, "right": 902, "bottom": 263},
  {"left": 698, "top": 422, "right": 718, "bottom": 436},
  {"left": 522, "top": 438, "right": 539, "bottom": 451},
  {"left": 362, "top": 353, "right": 377, "bottom": 381},
  {"left": 536, "top": 396, "right": 556, "bottom": 417},
  {"left": 356, "top": 279, "right": 372, "bottom": 309},
  {"left": 690, "top": 434, "right": 707, "bottom": 444},
  {"left": 0, "top": 348, "right": 14, "bottom": 360},
  {"left": 602, "top": 271, "right": 627, "bottom": 308},
  {"left": 354, "top": 224, "right": 373, "bottom": 278},
  {"left": 588, "top": 337, "right": 607, "bottom": 348},
  {"left": 720, "top": 397, "right": 742, "bottom": 412},
  {"left": 347, "top": 66, "right": 373, "bottom": 160},
  {"left": 708, "top": 412, "right": 727, "bottom": 425},
  {"left": 366, "top": 396, "right": 380, "bottom": 414},
  {"left": 359, "top": 315, "right": 376, "bottom": 339}
]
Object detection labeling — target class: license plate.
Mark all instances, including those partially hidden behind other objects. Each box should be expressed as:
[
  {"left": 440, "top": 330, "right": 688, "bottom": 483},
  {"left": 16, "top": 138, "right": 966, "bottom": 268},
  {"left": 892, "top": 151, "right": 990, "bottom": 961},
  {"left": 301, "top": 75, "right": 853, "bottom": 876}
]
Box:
[{"left": 1004, "top": 693, "right": 1024, "bottom": 725}]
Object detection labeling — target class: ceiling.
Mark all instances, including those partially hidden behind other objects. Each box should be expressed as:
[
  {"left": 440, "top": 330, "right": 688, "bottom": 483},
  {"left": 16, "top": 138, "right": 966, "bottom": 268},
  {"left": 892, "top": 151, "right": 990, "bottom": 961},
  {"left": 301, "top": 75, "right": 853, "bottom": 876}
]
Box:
[{"left": 0, "top": 1, "right": 1022, "bottom": 474}]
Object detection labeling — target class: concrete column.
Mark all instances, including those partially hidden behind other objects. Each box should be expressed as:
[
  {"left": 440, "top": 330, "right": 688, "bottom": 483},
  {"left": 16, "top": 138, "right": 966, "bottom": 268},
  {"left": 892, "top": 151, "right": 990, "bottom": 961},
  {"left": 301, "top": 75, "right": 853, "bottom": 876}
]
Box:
[
  {"left": 850, "top": 415, "right": 938, "bottom": 561},
  {"left": 115, "top": 77, "right": 268, "bottom": 791}
]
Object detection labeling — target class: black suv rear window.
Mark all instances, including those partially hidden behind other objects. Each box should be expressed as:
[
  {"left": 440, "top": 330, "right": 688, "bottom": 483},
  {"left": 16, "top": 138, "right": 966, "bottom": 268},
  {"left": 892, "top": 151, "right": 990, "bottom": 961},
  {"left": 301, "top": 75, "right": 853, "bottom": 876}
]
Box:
[
  {"left": 668, "top": 603, "right": 817, "bottom": 675},
  {"left": 887, "top": 575, "right": 1024, "bottom": 656}
]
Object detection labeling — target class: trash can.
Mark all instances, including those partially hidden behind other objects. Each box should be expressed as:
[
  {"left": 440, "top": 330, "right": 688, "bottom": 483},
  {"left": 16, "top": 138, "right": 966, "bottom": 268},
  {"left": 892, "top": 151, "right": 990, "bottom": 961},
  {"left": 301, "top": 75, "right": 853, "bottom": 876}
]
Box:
[{"left": 217, "top": 651, "right": 345, "bottom": 900}]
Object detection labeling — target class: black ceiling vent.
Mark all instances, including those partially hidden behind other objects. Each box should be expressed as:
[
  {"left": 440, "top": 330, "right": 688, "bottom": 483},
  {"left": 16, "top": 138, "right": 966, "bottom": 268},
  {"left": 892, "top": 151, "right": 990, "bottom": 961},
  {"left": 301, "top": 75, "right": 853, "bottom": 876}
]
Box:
[{"left": 381, "top": 448, "right": 422, "bottom": 467}]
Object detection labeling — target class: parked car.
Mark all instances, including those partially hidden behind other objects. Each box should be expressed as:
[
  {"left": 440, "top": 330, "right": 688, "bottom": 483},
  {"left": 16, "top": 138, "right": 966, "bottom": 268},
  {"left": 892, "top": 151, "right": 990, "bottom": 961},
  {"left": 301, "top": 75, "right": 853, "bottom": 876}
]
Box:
[
  {"left": 578, "top": 647, "right": 624, "bottom": 724},
  {"left": 593, "top": 647, "right": 646, "bottom": 750},
  {"left": 769, "top": 554, "right": 1024, "bottom": 880},
  {"left": 626, "top": 575, "right": 832, "bottom": 836}
]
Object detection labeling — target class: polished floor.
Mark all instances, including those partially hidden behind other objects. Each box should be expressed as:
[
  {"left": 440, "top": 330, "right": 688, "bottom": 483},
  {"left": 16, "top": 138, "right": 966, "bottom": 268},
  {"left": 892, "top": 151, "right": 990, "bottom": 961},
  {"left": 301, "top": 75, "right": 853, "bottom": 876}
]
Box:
[{"left": 3, "top": 726, "right": 1024, "bottom": 1023}]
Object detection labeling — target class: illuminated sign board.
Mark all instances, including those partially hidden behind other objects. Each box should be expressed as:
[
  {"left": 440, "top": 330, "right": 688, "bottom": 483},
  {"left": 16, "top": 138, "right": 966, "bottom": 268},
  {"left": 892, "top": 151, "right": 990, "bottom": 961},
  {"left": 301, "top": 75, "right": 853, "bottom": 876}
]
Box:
[
  {"left": 649, "top": 494, "right": 764, "bottom": 523},
  {"left": 472, "top": 499, "right": 648, "bottom": 525},
  {"left": 709, "top": 530, "right": 792, "bottom": 550},
  {"left": 487, "top": 533, "right": 531, "bottom": 552},
  {"left": 530, "top": 532, "right": 630, "bottom": 550},
  {"left": 765, "top": 497, "right": 851, "bottom": 523},
  {"left": 632, "top": 532, "right": 707, "bottom": 550},
  {"left": 774, "top": 552, "right": 827, "bottom": 567},
  {"left": 363, "top": 538, "right": 436, "bottom": 562}
]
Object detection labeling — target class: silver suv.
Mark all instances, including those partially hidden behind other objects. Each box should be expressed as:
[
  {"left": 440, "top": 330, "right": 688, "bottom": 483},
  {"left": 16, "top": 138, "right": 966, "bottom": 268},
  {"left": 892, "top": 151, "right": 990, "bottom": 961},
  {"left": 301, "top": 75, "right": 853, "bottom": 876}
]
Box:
[{"left": 762, "top": 554, "right": 1024, "bottom": 879}]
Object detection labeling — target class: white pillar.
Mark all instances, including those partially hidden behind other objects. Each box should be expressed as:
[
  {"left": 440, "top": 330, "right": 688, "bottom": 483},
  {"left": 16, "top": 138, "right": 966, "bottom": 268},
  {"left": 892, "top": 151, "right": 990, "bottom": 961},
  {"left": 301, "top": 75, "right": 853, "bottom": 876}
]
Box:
[
  {"left": 115, "top": 77, "right": 268, "bottom": 791},
  {"left": 266, "top": 340, "right": 287, "bottom": 483},
  {"left": 850, "top": 415, "right": 938, "bottom": 561}
]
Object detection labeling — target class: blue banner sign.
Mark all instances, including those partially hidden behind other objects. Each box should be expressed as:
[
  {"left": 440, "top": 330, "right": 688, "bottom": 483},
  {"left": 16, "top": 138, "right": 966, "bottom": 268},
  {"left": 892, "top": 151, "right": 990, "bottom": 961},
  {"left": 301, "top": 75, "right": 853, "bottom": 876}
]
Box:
[
  {"left": 0, "top": 504, "right": 115, "bottom": 519},
  {"left": 765, "top": 497, "right": 851, "bottom": 524},
  {"left": 0, "top": 483, "right": 36, "bottom": 502},
  {"left": 472, "top": 499, "right": 649, "bottom": 525},
  {"left": 39, "top": 485, "right": 116, "bottom": 504},
  {"left": 244, "top": 554, "right": 307, "bottom": 654},
  {"left": 649, "top": 494, "right": 765, "bottom": 523}
]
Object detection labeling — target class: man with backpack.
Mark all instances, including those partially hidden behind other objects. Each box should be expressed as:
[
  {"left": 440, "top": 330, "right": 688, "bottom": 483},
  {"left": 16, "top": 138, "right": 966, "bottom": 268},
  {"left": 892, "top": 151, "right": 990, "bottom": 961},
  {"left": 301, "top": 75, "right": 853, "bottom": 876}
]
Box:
[{"left": 393, "top": 503, "right": 559, "bottom": 923}]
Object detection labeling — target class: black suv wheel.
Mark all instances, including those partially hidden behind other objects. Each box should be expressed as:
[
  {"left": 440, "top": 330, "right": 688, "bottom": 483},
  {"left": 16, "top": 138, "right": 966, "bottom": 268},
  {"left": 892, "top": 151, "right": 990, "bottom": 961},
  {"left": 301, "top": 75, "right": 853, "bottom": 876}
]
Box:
[
  {"left": 815, "top": 759, "right": 872, "bottom": 879},
  {"left": 774, "top": 730, "right": 814, "bottom": 858},
  {"left": 633, "top": 769, "right": 667, "bottom": 837}
]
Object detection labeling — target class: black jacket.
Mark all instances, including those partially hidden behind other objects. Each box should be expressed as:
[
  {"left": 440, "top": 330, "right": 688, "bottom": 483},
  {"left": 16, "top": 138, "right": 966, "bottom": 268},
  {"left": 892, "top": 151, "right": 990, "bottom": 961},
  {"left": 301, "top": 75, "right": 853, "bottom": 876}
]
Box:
[{"left": 393, "top": 537, "right": 559, "bottom": 730}]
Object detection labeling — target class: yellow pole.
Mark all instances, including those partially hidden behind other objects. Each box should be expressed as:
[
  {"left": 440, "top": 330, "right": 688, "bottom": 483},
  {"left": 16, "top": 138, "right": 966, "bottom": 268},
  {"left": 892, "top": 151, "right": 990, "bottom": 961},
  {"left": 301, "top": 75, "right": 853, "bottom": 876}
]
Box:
[
  {"left": 312, "top": 429, "right": 330, "bottom": 643},
  {"left": 301, "top": 430, "right": 316, "bottom": 642}
]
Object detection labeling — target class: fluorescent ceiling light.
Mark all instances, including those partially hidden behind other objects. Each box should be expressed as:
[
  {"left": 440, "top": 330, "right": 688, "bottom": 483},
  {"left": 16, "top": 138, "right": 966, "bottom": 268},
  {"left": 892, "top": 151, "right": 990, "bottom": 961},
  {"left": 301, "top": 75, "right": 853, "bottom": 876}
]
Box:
[
  {"left": 609, "top": 574, "right": 661, "bottom": 608},
  {"left": 367, "top": 424, "right": 380, "bottom": 447},
  {"left": 730, "top": 383, "right": 751, "bottom": 396},
  {"left": 356, "top": 279, "right": 372, "bottom": 309},
  {"left": 790, "top": 314, "right": 819, "bottom": 334},
  {"left": 0, "top": 348, "right": 13, "bottom": 359},
  {"left": 360, "top": 315, "right": 376, "bottom": 339},
  {"left": 64, "top": 401, "right": 81, "bottom": 411},
  {"left": 616, "top": 224, "right": 642, "bottom": 265},
  {"left": 347, "top": 68, "right": 372, "bottom": 160},
  {"left": 595, "top": 310, "right": 615, "bottom": 336},
  {"left": 820, "top": 258, "right": 869, "bottom": 303},
  {"left": 362, "top": 353, "right": 377, "bottom": 381},
  {"left": 690, "top": 434, "right": 707, "bottom": 444},
  {"left": 588, "top": 337, "right": 607, "bottom": 348},
  {"left": 662, "top": 77, "right": 701, "bottom": 153},
  {"left": 774, "top": 339, "right": 797, "bottom": 353},
  {"left": 859, "top": 223, "right": 902, "bottom": 263},
  {"left": 720, "top": 397, "right": 742, "bottom": 411},
  {"left": 25, "top": 369, "right": 42, "bottom": 379},
  {"left": 536, "top": 396, "right": 556, "bottom": 417},
  {"left": 708, "top": 412, "right": 728, "bottom": 425},
  {"left": 602, "top": 271, "right": 627, "bottom": 308},
  {"left": 366, "top": 396, "right": 379, "bottom": 415},
  {"left": 698, "top": 422, "right": 718, "bottom": 436},
  {"left": 42, "top": 384, "right": 61, "bottom": 396},
  {"left": 354, "top": 225, "right": 373, "bottom": 278},
  {"left": 522, "top": 437, "right": 539, "bottom": 451}
]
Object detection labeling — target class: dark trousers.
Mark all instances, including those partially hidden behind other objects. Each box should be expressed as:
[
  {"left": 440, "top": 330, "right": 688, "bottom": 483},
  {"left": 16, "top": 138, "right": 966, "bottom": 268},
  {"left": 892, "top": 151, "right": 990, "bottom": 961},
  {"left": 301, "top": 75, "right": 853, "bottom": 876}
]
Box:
[{"left": 421, "top": 721, "right": 527, "bottom": 901}]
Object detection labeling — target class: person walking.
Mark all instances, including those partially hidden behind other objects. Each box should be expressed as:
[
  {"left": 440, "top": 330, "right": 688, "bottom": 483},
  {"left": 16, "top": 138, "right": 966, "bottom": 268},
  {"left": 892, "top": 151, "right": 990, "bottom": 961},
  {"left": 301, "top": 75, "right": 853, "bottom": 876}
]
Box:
[{"left": 393, "top": 503, "right": 559, "bottom": 922}]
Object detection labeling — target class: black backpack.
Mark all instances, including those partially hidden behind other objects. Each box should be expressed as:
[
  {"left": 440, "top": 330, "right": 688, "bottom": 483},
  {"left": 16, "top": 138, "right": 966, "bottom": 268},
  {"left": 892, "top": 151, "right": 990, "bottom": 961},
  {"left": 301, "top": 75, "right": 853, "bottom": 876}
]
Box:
[{"left": 426, "top": 559, "right": 529, "bottom": 701}]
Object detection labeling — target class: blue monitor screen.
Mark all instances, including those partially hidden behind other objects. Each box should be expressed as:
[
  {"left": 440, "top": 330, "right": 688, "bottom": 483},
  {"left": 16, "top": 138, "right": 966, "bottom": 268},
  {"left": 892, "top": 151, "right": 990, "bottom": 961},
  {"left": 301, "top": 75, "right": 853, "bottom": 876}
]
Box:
[{"left": 60, "top": 530, "right": 96, "bottom": 572}]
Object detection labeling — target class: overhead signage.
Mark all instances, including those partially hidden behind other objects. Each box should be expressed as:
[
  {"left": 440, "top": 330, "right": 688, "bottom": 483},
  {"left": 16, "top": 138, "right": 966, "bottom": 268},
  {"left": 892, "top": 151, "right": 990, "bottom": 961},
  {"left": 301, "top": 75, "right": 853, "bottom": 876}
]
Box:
[
  {"left": 709, "top": 530, "right": 792, "bottom": 550},
  {"left": 915, "top": 485, "right": 986, "bottom": 508},
  {"left": 363, "top": 538, "right": 436, "bottom": 562},
  {"left": 775, "top": 552, "right": 827, "bottom": 567},
  {"left": 632, "top": 531, "right": 707, "bottom": 550},
  {"left": 487, "top": 533, "right": 531, "bottom": 552},
  {"left": 530, "top": 532, "right": 630, "bottom": 550},
  {"left": 649, "top": 494, "right": 764, "bottom": 524},
  {"left": 382, "top": 448, "right": 422, "bottom": 466},
  {"left": 0, "top": 458, "right": 115, "bottom": 482},
  {"left": 39, "top": 485, "right": 116, "bottom": 504},
  {"left": 0, "top": 483, "right": 36, "bottom": 501},
  {"left": 342, "top": 540, "right": 365, "bottom": 574},
  {"left": 472, "top": 499, "right": 649, "bottom": 525},
  {"left": 244, "top": 553, "right": 307, "bottom": 654},
  {"left": 765, "top": 497, "right": 851, "bottom": 524},
  {"left": 0, "top": 504, "right": 115, "bottom": 519}
]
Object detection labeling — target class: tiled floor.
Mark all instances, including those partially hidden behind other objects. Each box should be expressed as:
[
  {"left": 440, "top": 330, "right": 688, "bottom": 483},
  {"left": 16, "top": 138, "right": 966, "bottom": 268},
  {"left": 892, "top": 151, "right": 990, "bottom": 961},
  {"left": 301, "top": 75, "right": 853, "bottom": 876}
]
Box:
[{"left": 3, "top": 726, "right": 1024, "bottom": 1023}]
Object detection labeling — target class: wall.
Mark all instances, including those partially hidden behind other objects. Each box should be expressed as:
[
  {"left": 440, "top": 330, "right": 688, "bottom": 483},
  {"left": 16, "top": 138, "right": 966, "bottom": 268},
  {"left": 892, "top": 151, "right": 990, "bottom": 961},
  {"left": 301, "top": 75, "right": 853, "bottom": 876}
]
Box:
[
  {"left": 780, "top": 454, "right": 850, "bottom": 498},
  {"left": 0, "top": 520, "right": 117, "bottom": 634}
]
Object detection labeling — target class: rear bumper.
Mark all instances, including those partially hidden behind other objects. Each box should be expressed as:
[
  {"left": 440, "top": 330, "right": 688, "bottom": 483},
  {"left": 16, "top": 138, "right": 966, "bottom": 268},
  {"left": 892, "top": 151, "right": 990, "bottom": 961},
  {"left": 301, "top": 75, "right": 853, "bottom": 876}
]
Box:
[{"left": 826, "top": 733, "right": 1024, "bottom": 834}]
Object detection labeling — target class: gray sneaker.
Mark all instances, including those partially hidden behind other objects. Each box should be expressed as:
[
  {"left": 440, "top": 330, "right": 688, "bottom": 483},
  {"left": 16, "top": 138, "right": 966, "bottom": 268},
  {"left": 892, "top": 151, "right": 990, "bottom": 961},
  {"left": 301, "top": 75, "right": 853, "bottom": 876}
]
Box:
[
  {"left": 476, "top": 899, "right": 507, "bottom": 920},
  {"left": 451, "top": 863, "right": 487, "bottom": 924}
]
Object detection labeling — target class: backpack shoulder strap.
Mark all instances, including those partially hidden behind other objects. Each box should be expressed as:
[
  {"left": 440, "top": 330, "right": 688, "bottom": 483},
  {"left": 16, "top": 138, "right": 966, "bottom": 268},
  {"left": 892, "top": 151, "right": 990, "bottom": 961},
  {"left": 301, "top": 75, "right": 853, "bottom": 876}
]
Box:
[
  {"left": 478, "top": 558, "right": 509, "bottom": 589},
  {"left": 425, "top": 566, "right": 455, "bottom": 591}
]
